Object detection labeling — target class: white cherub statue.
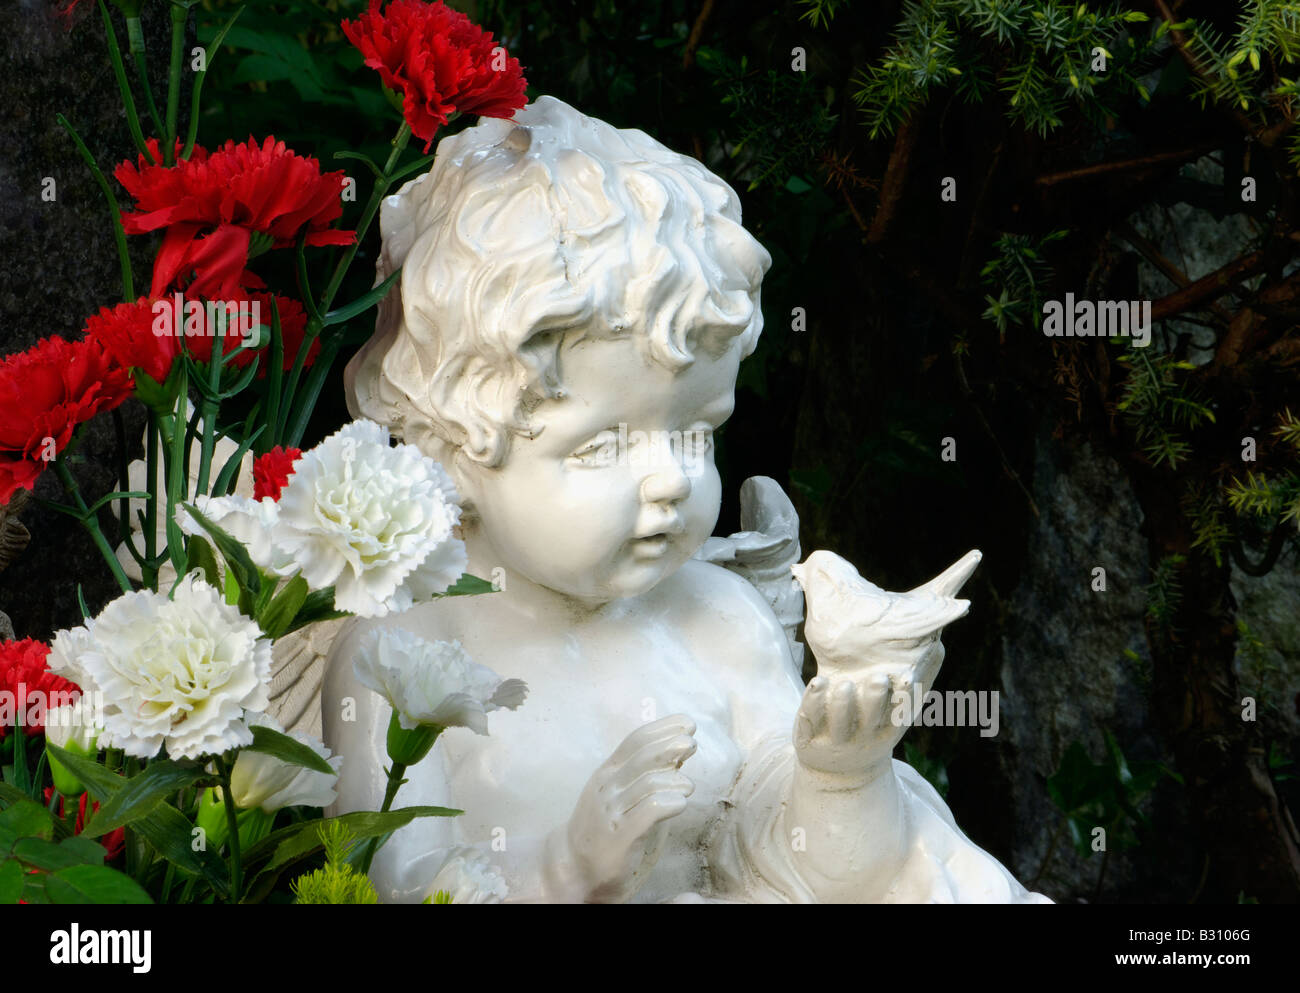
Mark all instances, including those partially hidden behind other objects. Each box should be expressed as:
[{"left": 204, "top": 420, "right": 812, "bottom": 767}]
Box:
[{"left": 309, "top": 95, "right": 1049, "bottom": 904}]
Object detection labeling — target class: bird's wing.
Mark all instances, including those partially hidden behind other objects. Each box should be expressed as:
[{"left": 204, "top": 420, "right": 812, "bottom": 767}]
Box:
[
  {"left": 694, "top": 476, "right": 805, "bottom": 675},
  {"left": 265, "top": 616, "right": 349, "bottom": 738}
]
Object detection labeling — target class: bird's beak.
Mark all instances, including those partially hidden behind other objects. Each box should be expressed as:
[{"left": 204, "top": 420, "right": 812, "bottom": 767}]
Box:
[{"left": 907, "top": 550, "right": 982, "bottom": 598}]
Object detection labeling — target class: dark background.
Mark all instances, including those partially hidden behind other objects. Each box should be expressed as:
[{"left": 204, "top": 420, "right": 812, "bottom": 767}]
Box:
[{"left": 2, "top": 0, "right": 1297, "bottom": 903}]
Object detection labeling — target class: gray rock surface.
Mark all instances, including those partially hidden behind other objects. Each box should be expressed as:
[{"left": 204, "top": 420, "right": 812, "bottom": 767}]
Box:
[{"left": 0, "top": 2, "right": 167, "bottom": 638}]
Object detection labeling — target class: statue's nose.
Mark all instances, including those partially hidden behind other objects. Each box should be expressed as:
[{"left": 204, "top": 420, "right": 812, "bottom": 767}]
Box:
[{"left": 641, "top": 463, "right": 692, "bottom": 505}]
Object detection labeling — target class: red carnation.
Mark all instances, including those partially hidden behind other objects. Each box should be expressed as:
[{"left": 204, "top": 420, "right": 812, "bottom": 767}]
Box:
[
  {"left": 0, "top": 337, "right": 134, "bottom": 505},
  {"left": 253, "top": 446, "right": 303, "bottom": 501},
  {"left": 43, "top": 789, "right": 126, "bottom": 862},
  {"left": 342, "top": 0, "right": 528, "bottom": 151},
  {"left": 84, "top": 297, "right": 181, "bottom": 385},
  {"left": 0, "top": 639, "right": 80, "bottom": 740},
  {"left": 115, "top": 136, "right": 355, "bottom": 299},
  {"left": 177, "top": 292, "right": 317, "bottom": 375}
]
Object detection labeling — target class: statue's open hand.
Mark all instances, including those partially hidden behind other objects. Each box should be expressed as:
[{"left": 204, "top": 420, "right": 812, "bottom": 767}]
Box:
[
  {"left": 561, "top": 714, "right": 697, "bottom": 903},
  {"left": 792, "top": 639, "right": 942, "bottom": 778}
]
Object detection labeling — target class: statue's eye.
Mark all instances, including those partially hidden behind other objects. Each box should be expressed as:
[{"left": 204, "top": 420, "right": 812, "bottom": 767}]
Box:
[{"left": 568, "top": 431, "right": 620, "bottom": 467}]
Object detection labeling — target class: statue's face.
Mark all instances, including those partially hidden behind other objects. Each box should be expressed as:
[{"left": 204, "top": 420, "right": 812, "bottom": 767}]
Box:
[{"left": 457, "top": 333, "right": 741, "bottom": 605}]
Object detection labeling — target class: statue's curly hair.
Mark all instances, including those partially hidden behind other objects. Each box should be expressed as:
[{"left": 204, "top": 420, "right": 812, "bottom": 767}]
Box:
[{"left": 345, "top": 95, "right": 773, "bottom": 469}]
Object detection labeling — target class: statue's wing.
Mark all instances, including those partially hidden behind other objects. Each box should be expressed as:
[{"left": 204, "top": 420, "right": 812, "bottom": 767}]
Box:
[
  {"left": 693, "top": 476, "right": 805, "bottom": 675},
  {"left": 265, "top": 616, "right": 350, "bottom": 739}
]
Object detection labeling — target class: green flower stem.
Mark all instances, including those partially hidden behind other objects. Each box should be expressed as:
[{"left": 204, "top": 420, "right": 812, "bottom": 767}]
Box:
[
  {"left": 277, "top": 121, "right": 413, "bottom": 446},
  {"left": 358, "top": 761, "right": 408, "bottom": 876},
  {"left": 164, "top": 367, "right": 189, "bottom": 578},
  {"left": 53, "top": 459, "right": 134, "bottom": 595},
  {"left": 215, "top": 755, "right": 242, "bottom": 904},
  {"left": 283, "top": 338, "right": 341, "bottom": 449},
  {"left": 110, "top": 408, "right": 142, "bottom": 569},
  {"left": 317, "top": 120, "right": 412, "bottom": 318},
  {"left": 164, "top": 3, "right": 188, "bottom": 166},
  {"left": 56, "top": 113, "right": 134, "bottom": 301},
  {"left": 194, "top": 334, "right": 227, "bottom": 497},
  {"left": 98, "top": 0, "right": 155, "bottom": 164},
  {"left": 143, "top": 410, "right": 160, "bottom": 590},
  {"left": 126, "top": 15, "right": 165, "bottom": 141}
]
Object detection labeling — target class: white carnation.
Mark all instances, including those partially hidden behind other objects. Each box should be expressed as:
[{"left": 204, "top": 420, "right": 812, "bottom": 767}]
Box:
[
  {"left": 427, "top": 847, "right": 508, "bottom": 904},
  {"left": 175, "top": 419, "right": 468, "bottom": 618},
  {"left": 47, "top": 623, "right": 100, "bottom": 698},
  {"left": 176, "top": 493, "right": 294, "bottom": 574},
  {"left": 354, "top": 627, "right": 527, "bottom": 735},
  {"left": 274, "top": 420, "right": 467, "bottom": 616},
  {"left": 65, "top": 575, "right": 272, "bottom": 760},
  {"left": 229, "top": 713, "right": 341, "bottom": 813}
]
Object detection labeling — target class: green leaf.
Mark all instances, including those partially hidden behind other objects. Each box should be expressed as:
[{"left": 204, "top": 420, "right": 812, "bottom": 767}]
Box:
[
  {"left": 81, "top": 760, "right": 208, "bottom": 838},
  {"left": 212, "top": 424, "right": 267, "bottom": 497},
  {"left": 438, "top": 573, "right": 499, "bottom": 597},
  {"left": 59, "top": 835, "right": 109, "bottom": 866},
  {"left": 44, "top": 744, "right": 125, "bottom": 802},
  {"left": 135, "top": 801, "right": 229, "bottom": 898},
  {"left": 44, "top": 864, "right": 153, "bottom": 904},
  {"left": 282, "top": 587, "right": 350, "bottom": 634},
  {"left": 244, "top": 806, "right": 460, "bottom": 881},
  {"left": 184, "top": 533, "right": 222, "bottom": 587},
  {"left": 9, "top": 835, "right": 105, "bottom": 872},
  {"left": 20, "top": 872, "right": 47, "bottom": 903},
  {"left": 180, "top": 502, "right": 261, "bottom": 598},
  {"left": 0, "top": 858, "right": 24, "bottom": 903},
  {"left": 322, "top": 267, "right": 402, "bottom": 327},
  {"left": 83, "top": 490, "right": 150, "bottom": 519},
  {"left": 334, "top": 149, "right": 384, "bottom": 179},
  {"left": 385, "top": 153, "right": 437, "bottom": 185},
  {"left": 246, "top": 724, "right": 336, "bottom": 776},
  {"left": 259, "top": 574, "right": 311, "bottom": 639},
  {"left": 0, "top": 781, "right": 32, "bottom": 809},
  {"left": 0, "top": 799, "right": 55, "bottom": 853}
]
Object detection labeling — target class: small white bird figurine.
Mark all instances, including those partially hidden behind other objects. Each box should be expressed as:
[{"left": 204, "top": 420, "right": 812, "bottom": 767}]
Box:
[{"left": 791, "top": 549, "right": 982, "bottom": 673}]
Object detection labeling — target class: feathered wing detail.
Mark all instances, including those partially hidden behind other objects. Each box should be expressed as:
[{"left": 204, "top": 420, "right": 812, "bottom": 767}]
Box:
[
  {"left": 265, "top": 616, "right": 350, "bottom": 739},
  {"left": 0, "top": 490, "right": 31, "bottom": 574},
  {"left": 693, "top": 476, "right": 805, "bottom": 676}
]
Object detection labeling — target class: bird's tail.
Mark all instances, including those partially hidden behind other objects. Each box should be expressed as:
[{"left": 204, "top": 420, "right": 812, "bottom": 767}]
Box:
[{"left": 906, "top": 549, "right": 982, "bottom": 599}]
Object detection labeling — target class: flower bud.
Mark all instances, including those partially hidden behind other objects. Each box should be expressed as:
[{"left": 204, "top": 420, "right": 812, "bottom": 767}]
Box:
[
  {"left": 386, "top": 711, "right": 442, "bottom": 767},
  {"left": 44, "top": 699, "right": 101, "bottom": 797}
]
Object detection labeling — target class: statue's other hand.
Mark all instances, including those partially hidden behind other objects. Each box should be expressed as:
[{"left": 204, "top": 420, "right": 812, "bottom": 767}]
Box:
[{"left": 562, "top": 714, "right": 697, "bottom": 903}]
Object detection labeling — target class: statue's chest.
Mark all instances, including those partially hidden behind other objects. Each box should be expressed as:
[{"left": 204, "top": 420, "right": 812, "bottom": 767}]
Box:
[{"left": 439, "top": 629, "right": 751, "bottom": 895}]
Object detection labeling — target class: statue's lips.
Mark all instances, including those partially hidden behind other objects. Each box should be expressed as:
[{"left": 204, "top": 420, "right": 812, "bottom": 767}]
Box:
[{"left": 629, "top": 533, "right": 672, "bottom": 558}]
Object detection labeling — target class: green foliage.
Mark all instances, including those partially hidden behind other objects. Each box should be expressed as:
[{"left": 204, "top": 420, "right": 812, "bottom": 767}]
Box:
[
  {"left": 291, "top": 821, "right": 378, "bottom": 905},
  {"left": 1171, "top": 1, "right": 1300, "bottom": 114},
  {"left": 1145, "top": 553, "right": 1185, "bottom": 635},
  {"left": 797, "top": 0, "right": 852, "bottom": 29},
  {"left": 903, "top": 741, "right": 950, "bottom": 798},
  {"left": 1185, "top": 484, "right": 1232, "bottom": 567},
  {"left": 1046, "top": 731, "right": 1177, "bottom": 858},
  {"left": 1115, "top": 351, "right": 1214, "bottom": 469},
  {"left": 1226, "top": 409, "right": 1300, "bottom": 527},
  {"left": 701, "top": 50, "right": 840, "bottom": 191},
  {"left": 846, "top": 0, "right": 1151, "bottom": 138},
  {"left": 980, "top": 229, "right": 1068, "bottom": 335}
]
